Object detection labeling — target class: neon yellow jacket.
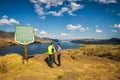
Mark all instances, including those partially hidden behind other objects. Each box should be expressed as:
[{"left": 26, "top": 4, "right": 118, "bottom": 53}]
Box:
[{"left": 48, "top": 45, "right": 56, "bottom": 54}]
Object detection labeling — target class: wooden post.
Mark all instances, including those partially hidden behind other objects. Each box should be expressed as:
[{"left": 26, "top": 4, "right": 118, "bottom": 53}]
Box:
[{"left": 23, "top": 45, "right": 28, "bottom": 64}]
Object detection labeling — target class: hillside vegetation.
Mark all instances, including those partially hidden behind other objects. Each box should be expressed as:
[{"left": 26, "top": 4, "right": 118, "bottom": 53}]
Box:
[
  {"left": 0, "top": 44, "right": 120, "bottom": 80},
  {"left": 0, "top": 38, "right": 19, "bottom": 47}
]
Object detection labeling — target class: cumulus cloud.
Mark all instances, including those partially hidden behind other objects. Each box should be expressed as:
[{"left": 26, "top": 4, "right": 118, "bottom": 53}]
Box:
[
  {"left": 95, "top": 25, "right": 102, "bottom": 33},
  {"left": 34, "top": 28, "right": 39, "bottom": 34},
  {"left": 34, "top": 28, "right": 38, "bottom": 32},
  {"left": 70, "top": 2, "right": 83, "bottom": 11},
  {"left": 47, "top": 7, "right": 69, "bottom": 16},
  {"left": 30, "top": 0, "right": 84, "bottom": 19},
  {"left": 90, "top": 0, "right": 117, "bottom": 4},
  {"left": 114, "top": 24, "right": 120, "bottom": 28},
  {"left": 68, "top": 2, "right": 84, "bottom": 16},
  {"left": 112, "top": 30, "right": 117, "bottom": 32},
  {"left": 61, "top": 32, "right": 70, "bottom": 37},
  {"left": 39, "top": 30, "right": 56, "bottom": 38},
  {"left": 35, "top": 4, "right": 45, "bottom": 16},
  {"left": 0, "top": 15, "right": 19, "bottom": 25},
  {"left": 67, "top": 24, "right": 87, "bottom": 32},
  {"left": 96, "top": 29, "right": 102, "bottom": 33},
  {"left": 40, "top": 30, "right": 47, "bottom": 35},
  {"left": 49, "top": 34, "right": 56, "bottom": 38},
  {"left": 47, "top": 11, "right": 62, "bottom": 16}
]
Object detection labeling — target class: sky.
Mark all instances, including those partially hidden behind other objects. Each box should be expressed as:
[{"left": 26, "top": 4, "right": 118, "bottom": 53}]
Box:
[{"left": 0, "top": 0, "right": 120, "bottom": 39}]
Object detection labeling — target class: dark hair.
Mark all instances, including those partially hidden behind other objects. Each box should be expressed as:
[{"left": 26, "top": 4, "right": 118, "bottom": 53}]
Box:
[
  {"left": 58, "top": 43, "right": 61, "bottom": 46},
  {"left": 50, "top": 42, "right": 54, "bottom": 45}
]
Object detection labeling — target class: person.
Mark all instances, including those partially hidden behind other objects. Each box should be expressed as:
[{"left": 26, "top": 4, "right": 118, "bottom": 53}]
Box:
[
  {"left": 57, "top": 43, "right": 61, "bottom": 67},
  {"left": 47, "top": 42, "right": 56, "bottom": 68}
]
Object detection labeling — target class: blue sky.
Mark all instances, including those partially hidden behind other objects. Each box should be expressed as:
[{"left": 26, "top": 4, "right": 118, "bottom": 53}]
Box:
[{"left": 0, "top": 0, "right": 120, "bottom": 39}]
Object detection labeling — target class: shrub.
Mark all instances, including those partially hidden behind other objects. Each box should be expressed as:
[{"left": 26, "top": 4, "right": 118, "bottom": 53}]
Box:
[
  {"left": 57, "top": 75, "right": 64, "bottom": 80},
  {"left": 0, "top": 58, "right": 8, "bottom": 73}
]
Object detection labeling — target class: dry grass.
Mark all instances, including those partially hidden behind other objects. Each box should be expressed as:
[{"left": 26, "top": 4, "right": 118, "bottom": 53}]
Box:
[
  {"left": 0, "top": 38, "right": 19, "bottom": 47},
  {"left": 0, "top": 44, "right": 120, "bottom": 80},
  {"left": 63, "top": 44, "right": 120, "bottom": 61}
]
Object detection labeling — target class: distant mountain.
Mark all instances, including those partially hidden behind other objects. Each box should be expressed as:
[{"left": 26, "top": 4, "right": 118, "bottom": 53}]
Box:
[
  {"left": 108, "top": 38, "right": 120, "bottom": 42},
  {"left": 34, "top": 36, "right": 52, "bottom": 43},
  {"left": 0, "top": 31, "right": 13, "bottom": 38},
  {"left": 71, "top": 38, "right": 120, "bottom": 44},
  {"left": 43, "top": 38, "right": 60, "bottom": 42}
]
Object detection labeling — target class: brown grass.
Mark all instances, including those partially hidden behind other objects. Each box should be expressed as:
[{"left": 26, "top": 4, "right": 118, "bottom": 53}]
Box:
[
  {"left": 0, "top": 44, "right": 120, "bottom": 80},
  {"left": 0, "top": 38, "right": 19, "bottom": 47}
]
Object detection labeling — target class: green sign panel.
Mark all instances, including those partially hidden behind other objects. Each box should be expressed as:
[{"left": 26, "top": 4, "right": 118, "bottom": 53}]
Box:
[{"left": 15, "top": 26, "right": 34, "bottom": 45}]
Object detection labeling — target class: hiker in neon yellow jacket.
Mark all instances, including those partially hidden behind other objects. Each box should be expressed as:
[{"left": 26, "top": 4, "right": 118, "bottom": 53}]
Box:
[{"left": 48, "top": 42, "right": 56, "bottom": 68}]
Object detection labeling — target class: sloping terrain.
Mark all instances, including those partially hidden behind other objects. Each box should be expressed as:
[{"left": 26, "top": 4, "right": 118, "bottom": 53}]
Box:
[{"left": 0, "top": 44, "right": 120, "bottom": 80}]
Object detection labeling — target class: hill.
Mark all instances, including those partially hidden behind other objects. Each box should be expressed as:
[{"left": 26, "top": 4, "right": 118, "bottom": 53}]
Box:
[
  {"left": 0, "top": 44, "right": 120, "bottom": 80},
  {"left": 71, "top": 38, "right": 120, "bottom": 44},
  {"left": 43, "top": 38, "right": 60, "bottom": 42}
]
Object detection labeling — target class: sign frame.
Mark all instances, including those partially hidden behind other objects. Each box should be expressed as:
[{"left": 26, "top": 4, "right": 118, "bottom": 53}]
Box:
[{"left": 15, "top": 26, "right": 35, "bottom": 45}]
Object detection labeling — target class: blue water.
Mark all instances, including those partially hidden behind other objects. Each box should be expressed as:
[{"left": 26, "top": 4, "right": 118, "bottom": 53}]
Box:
[{"left": 0, "top": 42, "right": 79, "bottom": 55}]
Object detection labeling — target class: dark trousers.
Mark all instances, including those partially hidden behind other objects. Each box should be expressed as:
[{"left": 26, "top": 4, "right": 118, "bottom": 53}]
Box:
[
  {"left": 49, "top": 54, "right": 54, "bottom": 67},
  {"left": 57, "top": 54, "right": 61, "bottom": 66}
]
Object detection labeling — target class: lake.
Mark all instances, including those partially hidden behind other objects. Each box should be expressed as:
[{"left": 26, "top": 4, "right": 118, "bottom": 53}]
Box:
[{"left": 0, "top": 41, "right": 79, "bottom": 55}]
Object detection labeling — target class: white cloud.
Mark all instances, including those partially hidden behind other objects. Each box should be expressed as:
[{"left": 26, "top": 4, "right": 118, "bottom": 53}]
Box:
[
  {"left": 95, "top": 25, "right": 99, "bottom": 28},
  {"left": 95, "top": 25, "right": 102, "bottom": 33},
  {"left": 34, "top": 28, "right": 38, "bottom": 32},
  {"left": 26, "top": 23, "right": 31, "bottom": 25},
  {"left": 47, "top": 11, "right": 62, "bottom": 16},
  {"left": 70, "top": 2, "right": 84, "bottom": 11},
  {"left": 67, "top": 24, "right": 86, "bottom": 31},
  {"left": 9, "top": 19, "right": 19, "bottom": 24},
  {"left": 60, "top": 7, "right": 69, "bottom": 13},
  {"left": 39, "top": 16, "right": 46, "bottom": 19},
  {"left": 117, "top": 13, "right": 120, "bottom": 16},
  {"left": 35, "top": 4, "right": 45, "bottom": 16},
  {"left": 39, "top": 30, "right": 56, "bottom": 38},
  {"left": 114, "top": 24, "right": 120, "bottom": 28},
  {"left": 67, "top": 24, "right": 80, "bottom": 30},
  {"left": 34, "top": 28, "right": 39, "bottom": 34},
  {"left": 86, "top": 27, "right": 89, "bottom": 30},
  {"left": 68, "top": 2, "right": 84, "bottom": 16},
  {"left": 99, "top": 0, "right": 116, "bottom": 3},
  {"left": 30, "top": 0, "right": 37, "bottom": 3},
  {"left": 96, "top": 28, "right": 102, "bottom": 33},
  {"left": 90, "top": 0, "right": 117, "bottom": 4},
  {"left": 49, "top": 34, "right": 56, "bottom": 38},
  {"left": 30, "top": 0, "right": 84, "bottom": 19},
  {"left": 0, "top": 15, "right": 19, "bottom": 25},
  {"left": 47, "top": 7, "right": 69, "bottom": 17},
  {"left": 2, "top": 15, "right": 8, "bottom": 19},
  {"left": 61, "top": 32, "right": 70, "bottom": 37},
  {"left": 40, "top": 30, "right": 47, "bottom": 35},
  {"left": 112, "top": 30, "right": 117, "bottom": 32}
]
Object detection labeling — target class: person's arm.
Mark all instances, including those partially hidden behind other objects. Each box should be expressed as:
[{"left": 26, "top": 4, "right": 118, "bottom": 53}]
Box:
[
  {"left": 53, "top": 47, "right": 56, "bottom": 53},
  {"left": 59, "top": 47, "right": 62, "bottom": 54}
]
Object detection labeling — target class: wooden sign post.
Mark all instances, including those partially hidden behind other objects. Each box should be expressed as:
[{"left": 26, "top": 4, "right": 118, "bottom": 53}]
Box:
[{"left": 15, "top": 26, "right": 34, "bottom": 64}]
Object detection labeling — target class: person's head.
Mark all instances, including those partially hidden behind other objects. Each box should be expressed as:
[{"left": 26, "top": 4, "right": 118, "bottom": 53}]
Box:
[
  {"left": 57, "top": 43, "right": 61, "bottom": 47},
  {"left": 50, "top": 42, "right": 54, "bottom": 46}
]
